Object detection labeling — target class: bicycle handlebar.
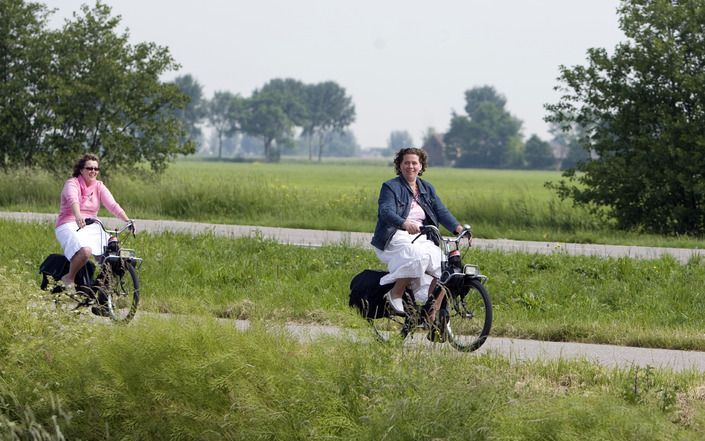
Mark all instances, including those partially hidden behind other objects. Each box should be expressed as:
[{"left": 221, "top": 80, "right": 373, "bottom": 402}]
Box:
[
  {"left": 415, "top": 224, "right": 472, "bottom": 244},
  {"left": 84, "top": 218, "right": 135, "bottom": 236}
]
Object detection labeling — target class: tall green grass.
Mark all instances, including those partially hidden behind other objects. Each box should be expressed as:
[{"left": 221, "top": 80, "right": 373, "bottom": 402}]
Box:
[
  {"left": 3, "top": 266, "right": 705, "bottom": 440},
  {"left": 5, "top": 219, "right": 705, "bottom": 350},
  {"left": 3, "top": 160, "right": 702, "bottom": 247}
]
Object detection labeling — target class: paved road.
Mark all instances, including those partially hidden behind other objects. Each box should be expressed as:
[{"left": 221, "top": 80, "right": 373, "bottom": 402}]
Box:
[
  {"left": 4, "top": 210, "right": 705, "bottom": 263},
  {"left": 6, "top": 210, "right": 705, "bottom": 372},
  {"left": 249, "top": 322, "right": 705, "bottom": 373}
]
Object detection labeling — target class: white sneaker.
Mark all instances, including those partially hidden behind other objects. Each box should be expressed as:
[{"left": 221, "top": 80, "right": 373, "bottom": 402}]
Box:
[{"left": 383, "top": 292, "right": 405, "bottom": 315}]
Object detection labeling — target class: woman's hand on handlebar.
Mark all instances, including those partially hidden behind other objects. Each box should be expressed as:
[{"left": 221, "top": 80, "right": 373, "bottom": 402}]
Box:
[
  {"left": 402, "top": 220, "right": 422, "bottom": 235},
  {"left": 76, "top": 217, "right": 97, "bottom": 231},
  {"left": 460, "top": 224, "right": 473, "bottom": 246}
]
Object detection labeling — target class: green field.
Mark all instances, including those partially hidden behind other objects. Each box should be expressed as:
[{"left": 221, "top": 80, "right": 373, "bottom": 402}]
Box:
[
  {"left": 3, "top": 160, "right": 705, "bottom": 438},
  {"left": 3, "top": 159, "right": 704, "bottom": 247}
]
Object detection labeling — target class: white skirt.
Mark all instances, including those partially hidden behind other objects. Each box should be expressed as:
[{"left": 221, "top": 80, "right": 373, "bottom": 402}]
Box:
[
  {"left": 55, "top": 221, "right": 109, "bottom": 261},
  {"left": 374, "top": 229, "right": 442, "bottom": 304}
]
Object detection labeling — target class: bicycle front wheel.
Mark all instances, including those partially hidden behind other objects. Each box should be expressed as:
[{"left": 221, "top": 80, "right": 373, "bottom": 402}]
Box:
[
  {"left": 101, "top": 260, "right": 140, "bottom": 323},
  {"left": 446, "top": 278, "right": 492, "bottom": 352}
]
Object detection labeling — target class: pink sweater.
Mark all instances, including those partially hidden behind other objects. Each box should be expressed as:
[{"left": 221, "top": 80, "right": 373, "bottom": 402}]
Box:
[{"left": 56, "top": 175, "right": 127, "bottom": 227}]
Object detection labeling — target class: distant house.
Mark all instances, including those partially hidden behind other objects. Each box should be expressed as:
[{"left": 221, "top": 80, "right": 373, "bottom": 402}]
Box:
[
  {"left": 360, "top": 147, "right": 388, "bottom": 158},
  {"left": 422, "top": 134, "right": 445, "bottom": 166}
]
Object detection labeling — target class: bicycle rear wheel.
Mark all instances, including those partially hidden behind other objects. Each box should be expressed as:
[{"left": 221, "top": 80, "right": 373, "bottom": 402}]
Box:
[
  {"left": 368, "top": 294, "right": 413, "bottom": 343},
  {"left": 100, "top": 260, "right": 139, "bottom": 323},
  {"left": 445, "top": 278, "right": 492, "bottom": 352},
  {"left": 369, "top": 313, "right": 410, "bottom": 343},
  {"left": 53, "top": 285, "right": 94, "bottom": 313}
]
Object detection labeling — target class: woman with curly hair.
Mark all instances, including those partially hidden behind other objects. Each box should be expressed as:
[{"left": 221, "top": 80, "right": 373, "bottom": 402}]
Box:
[{"left": 371, "top": 147, "right": 463, "bottom": 318}]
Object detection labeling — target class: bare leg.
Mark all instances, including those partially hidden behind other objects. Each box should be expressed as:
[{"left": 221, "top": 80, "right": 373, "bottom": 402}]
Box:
[
  {"left": 390, "top": 277, "right": 412, "bottom": 300},
  {"left": 426, "top": 278, "right": 445, "bottom": 322},
  {"left": 385, "top": 277, "right": 412, "bottom": 314},
  {"left": 62, "top": 247, "right": 92, "bottom": 287}
]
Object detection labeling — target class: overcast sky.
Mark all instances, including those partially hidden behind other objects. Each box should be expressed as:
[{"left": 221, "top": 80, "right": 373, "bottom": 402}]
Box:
[{"left": 44, "top": 0, "right": 625, "bottom": 149}]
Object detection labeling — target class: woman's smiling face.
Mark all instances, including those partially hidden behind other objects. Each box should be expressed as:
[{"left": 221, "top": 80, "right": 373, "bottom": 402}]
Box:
[
  {"left": 400, "top": 153, "right": 421, "bottom": 183},
  {"left": 80, "top": 160, "right": 100, "bottom": 184}
]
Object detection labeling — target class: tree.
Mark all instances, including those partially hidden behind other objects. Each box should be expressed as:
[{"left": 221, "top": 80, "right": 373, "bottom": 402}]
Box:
[
  {"left": 387, "top": 130, "right": 414, "bottom": 153},
  {"left": 258, "top": 78, "right": 308, "bottom": 127},
  {"left": 206, "top": 91, "right": 243, "bottom": 159},
  {"left": 0, "top": 0, "right": 52, "bottom": 170},
  {"left": 545, "top": 0, "right": 705, "bottom": 235},
  {"left": 443, "top": 85, "right": 523, "bottom": 168},
  {"left": 240, "top": 94, "right": 293, "bottom": 162},
  {"left": 172, "top": 74, "right": 206, "bottom": 149},
  {"left": 302, "top": 81, "right": 356, "bottom": 161},
  {"left": 0, "top": 1, "right": 193, "bottom": 176},
  {"left": 238, "top": 79, "right": 307, "bottom": 162},
  {"left": 523, "top": 135, "right": 554, "bottom": 169}
]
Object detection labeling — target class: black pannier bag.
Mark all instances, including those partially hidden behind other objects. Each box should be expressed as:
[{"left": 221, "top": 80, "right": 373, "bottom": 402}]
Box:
[
  {"left": 39, "top": 253, "right": 95, "bottom": 291},
  {"left": 349, "top": 269, "right": 394, "bottom": 319},
  {"left": 39, "top": 254, "right": 70, "bottom": 290}
]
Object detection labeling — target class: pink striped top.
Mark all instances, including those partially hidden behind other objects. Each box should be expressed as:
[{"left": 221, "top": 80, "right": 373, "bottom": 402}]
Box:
[{"left": 55, "top": 175, "right": 127, "bottom": 227}]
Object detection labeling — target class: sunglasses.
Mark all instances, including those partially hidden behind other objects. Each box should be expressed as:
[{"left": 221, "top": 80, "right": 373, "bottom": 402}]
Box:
[{"left": 83, "top": 167, "right": 100, "bottom": 172}]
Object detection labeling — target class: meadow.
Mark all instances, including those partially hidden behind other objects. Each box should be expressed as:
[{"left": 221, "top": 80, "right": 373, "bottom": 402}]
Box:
[
  {"left": 2, "top": 159, "right": 705, "bottom": 247},
  {"left": 3, "top": 259, "right": 705, "bottom": 440},
  {"left": 3, "top": 159, "right": 705, "bottom": 438}
]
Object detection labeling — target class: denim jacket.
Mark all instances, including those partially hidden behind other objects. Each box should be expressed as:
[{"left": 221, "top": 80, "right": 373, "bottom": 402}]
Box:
[{"left": 371, "top": 176, "right": 460, "bottom": 250}]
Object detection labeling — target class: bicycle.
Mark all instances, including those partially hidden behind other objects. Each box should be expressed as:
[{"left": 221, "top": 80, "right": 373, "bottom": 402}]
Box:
[
  {"left": 350, "top": 224, "right": 492, "bottom": 352},
  {"left": 39, "top": 218, "right": 142, "bottom": 323}
]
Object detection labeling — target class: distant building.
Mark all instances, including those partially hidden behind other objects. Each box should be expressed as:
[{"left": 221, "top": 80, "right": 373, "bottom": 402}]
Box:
[
  {"left": 422, "top": 134, "right": 445, "bottom": 166},
  {"left": 360, "top": 147, "right": 388, "bottom": 158}
]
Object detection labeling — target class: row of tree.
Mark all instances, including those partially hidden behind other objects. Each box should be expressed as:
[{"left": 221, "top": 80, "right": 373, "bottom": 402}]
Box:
[
  {"left": 172, "top": 75, "right": 356, "bottom": 162},
  {"left": 0, "top": 0, "right": 572, "bottom": 171},
  {"left": 180, "top": 76, "right": 586, "bottom": 170},
  {"left": 386, "top": 85, "right": 587, "bottom": 171}
]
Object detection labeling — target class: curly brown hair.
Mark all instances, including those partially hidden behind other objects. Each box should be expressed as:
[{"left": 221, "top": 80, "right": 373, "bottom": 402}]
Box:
[
  {"left": 393, "top": 147, "right": 427, "bottom": 176},
  {"left": 72, "top": 154, "right": 100, "bottom": 177}
]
